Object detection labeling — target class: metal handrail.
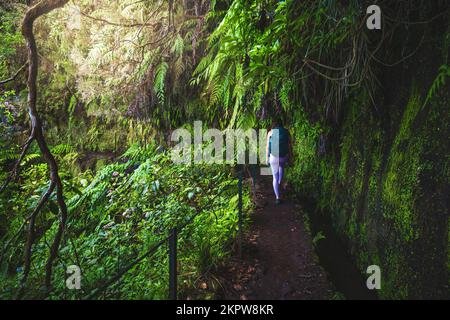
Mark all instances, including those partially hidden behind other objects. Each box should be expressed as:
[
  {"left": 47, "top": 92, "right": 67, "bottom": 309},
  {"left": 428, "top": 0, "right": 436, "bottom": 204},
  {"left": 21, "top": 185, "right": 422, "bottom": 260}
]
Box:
[{"left": 83, "top": 176, "right": 243, "bottom": 300}]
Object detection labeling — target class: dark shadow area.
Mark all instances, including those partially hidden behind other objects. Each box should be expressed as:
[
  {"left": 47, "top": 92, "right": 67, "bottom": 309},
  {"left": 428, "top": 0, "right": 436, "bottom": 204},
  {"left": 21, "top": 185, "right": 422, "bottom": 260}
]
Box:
[{"left": 297, "top": 196, "right": 378, "bottom": 300}]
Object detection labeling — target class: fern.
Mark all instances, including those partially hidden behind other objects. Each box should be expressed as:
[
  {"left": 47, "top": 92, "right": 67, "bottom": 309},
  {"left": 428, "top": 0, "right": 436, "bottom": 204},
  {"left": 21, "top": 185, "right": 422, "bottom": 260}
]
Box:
[
  {"left": 154, "top": 62, "right": 169, "bottom": 104},
  {"left": 423, "top": 64, "right": 450, "bottom": 108},
  {"left": 0, "top": 149, "right": 19, "bottom": 162},
  {"left": 171, "top": 34, "right": 184, "bottom": 57},
  {"left": 51, "top": 143, "right": 75, "bottom": 155}
]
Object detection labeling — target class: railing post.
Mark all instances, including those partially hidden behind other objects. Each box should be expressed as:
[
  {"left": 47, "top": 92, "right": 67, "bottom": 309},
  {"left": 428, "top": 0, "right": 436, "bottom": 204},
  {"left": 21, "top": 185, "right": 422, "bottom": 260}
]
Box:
[
  {"left": 250, "top": 164, "right": 257, "bottom": 200},
  {"left": 169, "top": 228, "right": 178, "bottom": 300},
  {"left": 238, "top": 166, "right": 243, "bottom": 259}
]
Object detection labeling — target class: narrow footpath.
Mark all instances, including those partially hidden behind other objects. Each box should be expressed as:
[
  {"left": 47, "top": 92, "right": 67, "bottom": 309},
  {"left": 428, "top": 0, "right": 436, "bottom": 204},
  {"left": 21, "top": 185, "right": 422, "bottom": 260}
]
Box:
[{"left": 218, "top": 175, "right": 333, "bottom": 300}]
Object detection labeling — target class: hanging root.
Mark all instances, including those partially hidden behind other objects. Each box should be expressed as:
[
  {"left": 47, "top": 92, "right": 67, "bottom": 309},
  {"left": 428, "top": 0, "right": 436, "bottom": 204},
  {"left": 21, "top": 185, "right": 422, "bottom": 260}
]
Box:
[
  {"left": 17, "top": 181, "right": 56, "bottom": 299},
  {"left": 15, "top": 0, "right": 70, "bottom": 298}
]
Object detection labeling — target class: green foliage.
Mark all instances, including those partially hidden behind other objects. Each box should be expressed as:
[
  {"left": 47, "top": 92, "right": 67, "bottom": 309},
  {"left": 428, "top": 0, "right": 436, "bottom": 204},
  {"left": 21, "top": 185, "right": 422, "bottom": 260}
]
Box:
[
  {"left": 0, "top": 8, "right": 24, "bottom": 79},
  {"left": 0, "top": 91, "right": 19, "bottom": 180},
  {"left": 35, "top": 0, "right": 211, "bottom": 131},
  {"left": 424, "top": 64, "right": 450, "bottom": 108},
  {"left": 194, "top": 0, "right": 367, "bottom": 127},
  {"left": 312, "top": 231, "right": 326, "bottom": 246},
  {"left": 383, "top": 90, "right": 423, "bottom": 242},
  {"left": 289, "top": 80, "right": 449, "bottom": 299},
  {"left": 1, "top": 0, "right": 448, "bottom": 301},
  {"left": 154, "top": 62, "right": 169, "bottom": 104},
  {"left": 0, "top": 145, "right": 251, "bottom": 299}
]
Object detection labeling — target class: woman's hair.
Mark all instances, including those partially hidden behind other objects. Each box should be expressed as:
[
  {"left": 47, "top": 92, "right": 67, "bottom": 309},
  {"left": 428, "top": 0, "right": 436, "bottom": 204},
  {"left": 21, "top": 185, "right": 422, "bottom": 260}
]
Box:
[{"left": 272, "top": 116, "right": 283, "bottom": 128}]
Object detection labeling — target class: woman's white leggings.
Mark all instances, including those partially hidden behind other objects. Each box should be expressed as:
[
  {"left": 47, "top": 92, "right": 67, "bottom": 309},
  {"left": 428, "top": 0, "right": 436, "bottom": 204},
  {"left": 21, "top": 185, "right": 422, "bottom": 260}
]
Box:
[{"left": 269, "top": 154, "right": 288, "bottom": 199}]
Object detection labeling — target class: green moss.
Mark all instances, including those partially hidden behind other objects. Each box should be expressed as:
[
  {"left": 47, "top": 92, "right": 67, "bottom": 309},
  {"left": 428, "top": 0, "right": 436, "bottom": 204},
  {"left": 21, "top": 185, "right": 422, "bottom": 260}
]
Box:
[
  {"left": 381, "top": 248, "right": 411, "bottom": 299},
  {"left": 382, "top": 89, "right": 423, "bottom": 242},
  {"left": 289, "top": 81, "right": 448, "bottom": 298}
]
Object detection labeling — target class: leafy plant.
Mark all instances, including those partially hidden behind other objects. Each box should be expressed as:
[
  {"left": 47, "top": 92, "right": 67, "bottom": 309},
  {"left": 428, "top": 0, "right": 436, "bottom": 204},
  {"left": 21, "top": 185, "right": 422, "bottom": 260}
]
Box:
[
  {"left": 0, "top": 145, "right": 251, "bottom": 299},
  {"left": 423, "top": 64, "right": 450, "bottom": 108}
]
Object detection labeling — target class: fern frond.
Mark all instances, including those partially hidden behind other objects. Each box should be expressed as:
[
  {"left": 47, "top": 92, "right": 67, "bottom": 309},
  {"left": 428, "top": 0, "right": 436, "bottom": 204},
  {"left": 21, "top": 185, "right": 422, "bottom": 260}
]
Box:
[
  {"left": 51, "top": 144, "right": 76, "bottom": 155},
  {"left": 424, "top": 64, "right": 450, "bottom": 108},
  {"left": 154, "top": 62, "right": 169, "bottom": 104}
]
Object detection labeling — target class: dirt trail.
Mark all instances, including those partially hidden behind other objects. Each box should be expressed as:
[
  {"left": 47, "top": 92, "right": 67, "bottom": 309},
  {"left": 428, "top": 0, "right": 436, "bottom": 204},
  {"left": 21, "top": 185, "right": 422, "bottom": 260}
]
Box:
[{"left": 219, "top": 175, "right": 332, "bottom": 300}]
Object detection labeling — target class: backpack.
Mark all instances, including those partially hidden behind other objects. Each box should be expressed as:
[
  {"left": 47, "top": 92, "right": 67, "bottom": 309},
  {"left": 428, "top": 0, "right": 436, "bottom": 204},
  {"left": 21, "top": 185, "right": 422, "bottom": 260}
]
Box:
[{"left": 269, "top": 127, "right": 289, "bottom": 157}]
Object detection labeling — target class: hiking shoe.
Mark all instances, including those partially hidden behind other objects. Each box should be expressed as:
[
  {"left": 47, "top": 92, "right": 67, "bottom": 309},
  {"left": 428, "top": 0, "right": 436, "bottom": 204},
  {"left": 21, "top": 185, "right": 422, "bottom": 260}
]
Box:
[{"left": 275, "top": 199, "right": 282, "bottom": 205}]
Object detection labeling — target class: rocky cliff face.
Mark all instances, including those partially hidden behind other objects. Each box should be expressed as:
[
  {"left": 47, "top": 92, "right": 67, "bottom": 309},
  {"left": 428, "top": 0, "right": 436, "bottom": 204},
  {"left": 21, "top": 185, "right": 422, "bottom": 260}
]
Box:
[{"left": 289, "top": 3, "right": 449, "bottom": 298}]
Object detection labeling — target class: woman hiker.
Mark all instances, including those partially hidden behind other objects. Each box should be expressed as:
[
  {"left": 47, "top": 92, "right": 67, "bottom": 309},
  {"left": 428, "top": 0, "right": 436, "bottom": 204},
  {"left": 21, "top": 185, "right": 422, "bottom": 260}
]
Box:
[{"left": 266, "top": 117, "right": 293, "bottom": 205}]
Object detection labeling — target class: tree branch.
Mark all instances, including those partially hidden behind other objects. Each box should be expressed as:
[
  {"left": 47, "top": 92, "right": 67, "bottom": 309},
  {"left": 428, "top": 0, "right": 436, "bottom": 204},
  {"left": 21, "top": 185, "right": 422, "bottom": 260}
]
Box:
[
  {"left": 78, "top": 9, "right": 164, "bottom": 28},
  {"left": 0, "top": 62, "right": 29, "bottom": 86},
  {"left": 17, "top": 0, "right": 70, "bottom": 296},
  {"left": 17, "top": 181, "right": 56, "bottom": 299}
]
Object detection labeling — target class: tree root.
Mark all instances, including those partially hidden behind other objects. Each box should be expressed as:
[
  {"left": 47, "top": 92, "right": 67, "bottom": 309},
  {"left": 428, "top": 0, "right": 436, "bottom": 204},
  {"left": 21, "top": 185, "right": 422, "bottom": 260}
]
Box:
[{"left": 14, "top": 0, "right": 70, "bottom": 298}]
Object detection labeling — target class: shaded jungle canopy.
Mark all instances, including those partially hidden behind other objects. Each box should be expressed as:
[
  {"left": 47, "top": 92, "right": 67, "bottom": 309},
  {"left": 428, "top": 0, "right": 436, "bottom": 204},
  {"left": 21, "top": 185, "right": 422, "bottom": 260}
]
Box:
[{"left": 0, "top": 0, "right": 448, "bottom": 299}]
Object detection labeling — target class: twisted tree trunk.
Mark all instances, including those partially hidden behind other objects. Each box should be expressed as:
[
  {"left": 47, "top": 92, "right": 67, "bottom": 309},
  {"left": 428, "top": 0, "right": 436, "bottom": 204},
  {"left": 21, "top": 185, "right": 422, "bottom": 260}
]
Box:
[{"left": 18, "top": 0, "right": 69, "bottom": 297}]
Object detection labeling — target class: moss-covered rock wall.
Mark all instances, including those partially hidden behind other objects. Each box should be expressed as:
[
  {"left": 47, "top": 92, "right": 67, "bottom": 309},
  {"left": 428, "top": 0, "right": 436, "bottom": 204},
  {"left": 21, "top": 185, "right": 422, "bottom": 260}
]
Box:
[
  {"left": 288, "top": 20, "right": 449, "bottom": 298},
  {"left": 290, "top": 83, "right": 448, "bottom": 299}
]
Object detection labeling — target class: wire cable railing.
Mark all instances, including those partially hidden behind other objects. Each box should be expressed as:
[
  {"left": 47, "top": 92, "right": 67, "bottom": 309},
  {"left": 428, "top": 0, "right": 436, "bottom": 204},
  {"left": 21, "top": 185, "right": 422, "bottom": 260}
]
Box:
[{"left": 83, "top": 169, "right": 246, "bottom": 300}]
